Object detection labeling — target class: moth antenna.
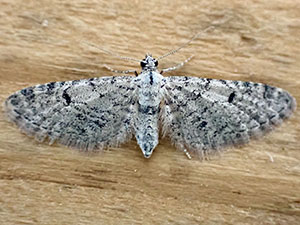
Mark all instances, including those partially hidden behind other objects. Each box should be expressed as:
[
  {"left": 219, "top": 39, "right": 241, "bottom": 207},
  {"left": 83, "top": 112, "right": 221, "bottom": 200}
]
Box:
[
  {"left": 157, "top": 25, "right": 215, "bottom": 61},
  {"left": 83, "top": 41, "right": 141, "bottom": 62}
]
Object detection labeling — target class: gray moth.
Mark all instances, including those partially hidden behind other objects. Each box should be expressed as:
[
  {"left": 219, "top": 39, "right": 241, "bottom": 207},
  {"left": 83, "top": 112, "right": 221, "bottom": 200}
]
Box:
[{"left": 4, "top": 54, "right": 296, "bottom": 158}]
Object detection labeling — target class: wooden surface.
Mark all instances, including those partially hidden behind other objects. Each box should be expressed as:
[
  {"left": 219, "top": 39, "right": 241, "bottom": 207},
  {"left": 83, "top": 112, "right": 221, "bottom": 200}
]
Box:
[{"left": 0, "top": 0, "right": 299, "bottom": 224}]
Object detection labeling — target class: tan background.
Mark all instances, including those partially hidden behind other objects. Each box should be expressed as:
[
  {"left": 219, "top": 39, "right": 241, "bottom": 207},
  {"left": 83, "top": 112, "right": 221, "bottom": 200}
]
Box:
[{"left": 0, "top": 0, "right": 299, "bottom": 224}]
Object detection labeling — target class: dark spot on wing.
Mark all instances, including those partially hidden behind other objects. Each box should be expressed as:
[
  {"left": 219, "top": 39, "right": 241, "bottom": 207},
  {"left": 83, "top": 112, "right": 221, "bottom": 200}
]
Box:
[
  {"left": 21, "top": 87, "right": 35, "bottom": 101},
  {"left": 263, "top": 84, "right": 276, "bottom": 99},
  {"left": 219, "top": 79, "right": 227, "bottom": 85},
  {"left": 111, "top": 77, "right": 116, "bottom": 84},
  {"left": 199, "top": 121, "right": 207, "bottom": 128},
  {"left": 21, "top": 87, "right": 33, "bottom": 96},
  {"left": 71, "top": 80, "right": 80, "bottom": 85},
  {"left": 228, "top": 92, "right": 236, "bottom": 103},
  {"left": 62, "top": 90, "right": 71, "bottom": 105},
  {"left": 243, "top": 81, "right": 250, "bottom": 87},
  {"left": 47, "top": 82, "right": 56, "bottom": 90},
  {"left": 93, "top": 120, "right": 106, "bottom": 128},
  {"left": 7, "top": 94, "right": 19, "bottom": 106},
  {"left": 233, "top": 81, "right": 239, "bottom": 86}
]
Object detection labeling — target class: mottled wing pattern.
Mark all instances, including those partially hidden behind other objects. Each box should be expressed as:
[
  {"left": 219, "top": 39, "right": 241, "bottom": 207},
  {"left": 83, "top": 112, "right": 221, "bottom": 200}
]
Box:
[
  {"left": 4, "top": 76, "right": 136, "bottom": 150},
  {"left": 162, "top": 76, "right": 296, "bottom": 156}
]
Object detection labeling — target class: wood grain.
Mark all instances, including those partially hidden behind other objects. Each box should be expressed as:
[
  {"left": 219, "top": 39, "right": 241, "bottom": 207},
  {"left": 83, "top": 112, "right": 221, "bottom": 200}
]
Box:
[{"left": 0, "top": 0, "right": 299, "bottom": 224}]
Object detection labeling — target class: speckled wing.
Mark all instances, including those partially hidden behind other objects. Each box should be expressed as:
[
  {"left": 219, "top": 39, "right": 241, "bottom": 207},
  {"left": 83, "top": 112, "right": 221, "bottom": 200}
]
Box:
[
  {"left": 162, "top": 76, "right": 296, "bottom": 156},
  {"left": 4, "top": 76, "right": 136, "bottom": 150}
]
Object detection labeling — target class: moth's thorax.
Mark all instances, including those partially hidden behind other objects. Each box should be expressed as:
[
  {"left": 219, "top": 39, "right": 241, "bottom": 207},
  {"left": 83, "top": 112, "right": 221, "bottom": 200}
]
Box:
[{"left": 136, "top": 71, "right": 164, "bottom": 106}]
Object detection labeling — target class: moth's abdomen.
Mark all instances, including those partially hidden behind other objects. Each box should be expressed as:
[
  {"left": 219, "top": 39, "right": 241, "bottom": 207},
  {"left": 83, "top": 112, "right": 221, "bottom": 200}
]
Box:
[{"left": 134, "top": 104, "right": 160, "bottom": 158}]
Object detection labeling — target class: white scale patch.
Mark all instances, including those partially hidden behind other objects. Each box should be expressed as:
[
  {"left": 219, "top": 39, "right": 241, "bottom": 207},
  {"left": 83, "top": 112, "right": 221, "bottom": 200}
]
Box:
[{"left": 4, "top": 54, "right": 296, "bottom": 158}]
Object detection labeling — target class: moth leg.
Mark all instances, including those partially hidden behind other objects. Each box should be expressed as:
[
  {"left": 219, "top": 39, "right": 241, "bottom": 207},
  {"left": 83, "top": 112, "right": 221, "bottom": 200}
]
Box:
[
  {"left": 160, "top": 55, "right": 194, "bottom": 74},
  {"left": 183, "top": 149, "right": 192, "bottom": 160},
  {"left": 103, "top": 64, "right": 137, "bottom": 75}
]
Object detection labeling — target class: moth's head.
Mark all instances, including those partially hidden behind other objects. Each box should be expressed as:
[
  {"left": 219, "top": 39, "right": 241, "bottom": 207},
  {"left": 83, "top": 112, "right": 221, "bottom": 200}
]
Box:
[{"left": 140, "top": 54, "right": 158, "bottom": 71}]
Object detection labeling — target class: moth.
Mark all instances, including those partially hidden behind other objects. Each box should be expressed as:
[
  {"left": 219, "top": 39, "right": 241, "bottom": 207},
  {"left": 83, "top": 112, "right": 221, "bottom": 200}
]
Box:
[{"left": 4, "top": 32, "right": 296, "bottom": 159}]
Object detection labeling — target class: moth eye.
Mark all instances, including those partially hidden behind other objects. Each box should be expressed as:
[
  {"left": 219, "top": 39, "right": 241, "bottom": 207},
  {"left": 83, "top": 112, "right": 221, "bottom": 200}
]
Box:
[
  {"left": 154, "top": 60, "right": 158, "bottom": 67},
  {"left": 140, "top": 61, "right": 147, "bottom": 67}
]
